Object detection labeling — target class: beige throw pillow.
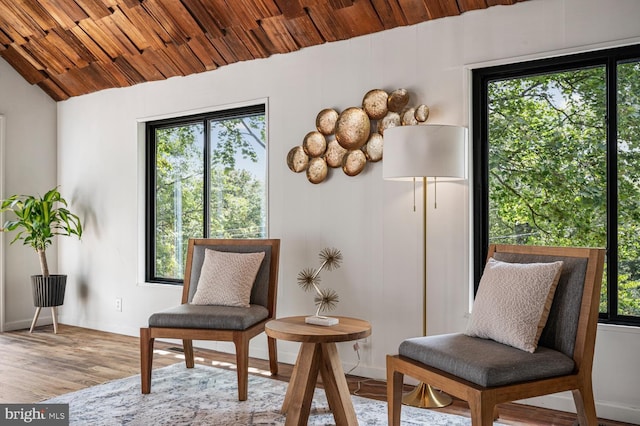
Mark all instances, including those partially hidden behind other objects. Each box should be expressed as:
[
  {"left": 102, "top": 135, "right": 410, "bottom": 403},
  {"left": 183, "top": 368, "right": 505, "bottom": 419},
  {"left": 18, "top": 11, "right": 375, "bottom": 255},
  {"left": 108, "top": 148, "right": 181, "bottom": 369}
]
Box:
[
  {"left": 191, "top": 249, "right": 265, "bottom": 308},
  {"left": 465, "top": 258, "right": 563, "bottom": 353}
]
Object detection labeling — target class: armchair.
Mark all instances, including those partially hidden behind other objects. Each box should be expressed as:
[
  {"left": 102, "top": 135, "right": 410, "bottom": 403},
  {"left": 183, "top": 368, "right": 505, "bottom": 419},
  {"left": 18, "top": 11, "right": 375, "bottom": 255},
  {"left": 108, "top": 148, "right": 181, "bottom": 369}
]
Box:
[
  {"left": 140, "top": 238, "right": 280, "bottom": 401},
  {"left": 387, "top": 244, "right": 605, "bottom": 425}
]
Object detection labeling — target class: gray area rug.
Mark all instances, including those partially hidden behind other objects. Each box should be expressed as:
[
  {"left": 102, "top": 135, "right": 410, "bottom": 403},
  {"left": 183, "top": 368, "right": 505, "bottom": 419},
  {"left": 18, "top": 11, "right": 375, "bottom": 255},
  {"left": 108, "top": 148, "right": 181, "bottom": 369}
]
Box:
[{"left": 43, "top": 363, "right": 498, "bottom": 425}]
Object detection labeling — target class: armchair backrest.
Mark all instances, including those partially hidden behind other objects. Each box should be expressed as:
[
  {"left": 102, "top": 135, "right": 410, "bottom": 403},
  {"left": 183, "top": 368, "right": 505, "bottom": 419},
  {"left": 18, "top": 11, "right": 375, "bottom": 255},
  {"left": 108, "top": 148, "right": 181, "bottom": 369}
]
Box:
[
  {"left": 488, "top": 245, "right": 605, "bottom": 370},
  {"left": 181, "top": 239, "right": 281, "bottom": 316}
]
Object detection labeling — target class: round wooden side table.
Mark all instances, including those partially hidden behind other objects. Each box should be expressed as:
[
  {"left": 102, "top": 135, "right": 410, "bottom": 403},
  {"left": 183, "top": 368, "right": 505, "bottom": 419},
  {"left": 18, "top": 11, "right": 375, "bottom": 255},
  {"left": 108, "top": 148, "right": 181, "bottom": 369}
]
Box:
[{"left": 265, "top": 316, "right": 372, "bottom": 426}]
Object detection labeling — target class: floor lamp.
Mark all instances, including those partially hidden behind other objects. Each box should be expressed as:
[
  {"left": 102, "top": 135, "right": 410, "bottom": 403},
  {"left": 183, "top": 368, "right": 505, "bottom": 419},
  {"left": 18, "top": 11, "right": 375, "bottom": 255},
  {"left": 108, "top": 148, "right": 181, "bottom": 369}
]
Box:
[{"left": 383, "top": 124, "right": 467, "bottom": 408}]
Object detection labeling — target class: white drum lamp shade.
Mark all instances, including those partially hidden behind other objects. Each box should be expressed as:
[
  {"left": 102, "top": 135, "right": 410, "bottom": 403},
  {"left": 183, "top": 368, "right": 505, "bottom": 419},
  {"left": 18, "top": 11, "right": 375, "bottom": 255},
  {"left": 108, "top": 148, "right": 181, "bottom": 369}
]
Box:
[{"left": 383, "top": 125, "right": 467, "bottom": 180}]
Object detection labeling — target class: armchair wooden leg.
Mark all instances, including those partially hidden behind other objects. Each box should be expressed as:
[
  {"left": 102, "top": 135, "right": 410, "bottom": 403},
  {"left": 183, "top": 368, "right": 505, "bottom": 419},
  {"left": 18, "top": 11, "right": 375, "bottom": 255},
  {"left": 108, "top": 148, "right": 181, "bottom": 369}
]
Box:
[
  {"left": 140, "top": 328, "right": 154, "bottom": 394},
  {"left": 183, "top": 340, "right": 195, "bottom": 368},
  {"left": 386, "top": 356, "right": 404, "bottom": 426},
  {"left": 267, "top": 336, "right": 278, "bottom": 375},
  {"left": 469, "top": 393, "right": 497, "bottom": 426},
  {"left": 573, "top": 383, "right": 598, "bottom": 426},
  {"left": 234, "top": 334, "right": 249, "bottom": 401}
]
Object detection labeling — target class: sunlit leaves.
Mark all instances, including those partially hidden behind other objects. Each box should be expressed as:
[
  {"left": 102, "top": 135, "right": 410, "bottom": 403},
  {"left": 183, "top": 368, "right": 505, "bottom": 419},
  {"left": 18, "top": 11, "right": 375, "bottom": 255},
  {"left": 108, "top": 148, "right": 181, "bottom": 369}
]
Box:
[
  {"left": 152, "top": 112, "right": 267, "bottom": 280},
  {"left": 488, "top": 62, "right": 640, "bottom": 316}
]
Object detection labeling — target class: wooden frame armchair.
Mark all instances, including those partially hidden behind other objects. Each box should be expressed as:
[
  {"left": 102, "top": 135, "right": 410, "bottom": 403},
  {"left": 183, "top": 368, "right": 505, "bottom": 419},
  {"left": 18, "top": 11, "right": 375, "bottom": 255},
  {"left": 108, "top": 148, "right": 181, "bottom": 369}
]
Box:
[
  {"left": 140, "top": 238, "right": 280, "bottom": 401},
  {"left": 387, "top": 244, "right": 605, "bottom": 425}
]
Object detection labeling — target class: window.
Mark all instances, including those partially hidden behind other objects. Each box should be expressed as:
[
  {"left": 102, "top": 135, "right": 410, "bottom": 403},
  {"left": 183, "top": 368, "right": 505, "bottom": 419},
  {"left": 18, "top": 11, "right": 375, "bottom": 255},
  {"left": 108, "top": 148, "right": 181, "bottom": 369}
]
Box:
[
  {"left": 146, "top": 104, "right": 267, "bottom": 284},
  {"left": 473, "top": 44, "right": 640, "bottom": 325}
]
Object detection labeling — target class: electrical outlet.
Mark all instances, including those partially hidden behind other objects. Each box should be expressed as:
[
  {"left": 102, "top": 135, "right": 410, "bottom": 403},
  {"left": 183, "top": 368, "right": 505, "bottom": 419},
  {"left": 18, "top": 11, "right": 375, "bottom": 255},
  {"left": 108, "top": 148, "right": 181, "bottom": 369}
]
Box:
[{"left": 115, "top": 298, "right": 122, "bottom": 312}]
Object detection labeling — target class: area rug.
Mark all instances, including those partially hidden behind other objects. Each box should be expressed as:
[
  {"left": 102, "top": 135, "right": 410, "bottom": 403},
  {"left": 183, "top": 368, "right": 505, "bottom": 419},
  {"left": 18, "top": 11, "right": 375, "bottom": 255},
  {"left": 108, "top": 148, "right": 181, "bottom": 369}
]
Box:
[{"left": 43, "top": 363, "right": 500, "bottom": 425}]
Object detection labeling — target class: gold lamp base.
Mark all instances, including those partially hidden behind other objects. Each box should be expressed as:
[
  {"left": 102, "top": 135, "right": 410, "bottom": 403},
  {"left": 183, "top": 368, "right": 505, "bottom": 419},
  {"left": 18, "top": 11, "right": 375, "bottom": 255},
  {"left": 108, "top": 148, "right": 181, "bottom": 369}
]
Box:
[{"left": 402, "top": 382, "right": 453, "bottom": 408}]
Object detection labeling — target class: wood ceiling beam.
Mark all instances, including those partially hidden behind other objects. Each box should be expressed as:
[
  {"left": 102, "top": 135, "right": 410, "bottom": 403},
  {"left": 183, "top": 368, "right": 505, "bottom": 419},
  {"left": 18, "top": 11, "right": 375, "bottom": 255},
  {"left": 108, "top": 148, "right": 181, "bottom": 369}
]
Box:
[
  {"left": 0, "top": 44, "right": 45, "bottom": 84},
  {"left": 273, "top": 0, "right": 306, "bottom": 18},
  {"left": 0, "top": 0, "right": 47, "bottom": 39},
  {"left": 69, "top": 24, "right": 112, "bottom": 63},
  {"left": 370, "top": 0, "right": 408, "bottom": 29},
  {"left": 180, "top": 0, "right": 224, "bottom": 38},
  {"left": 282, "top": 14, "right": 324, "bottom": 48},
  {"left": 117, "top": 5, "right": 167, "bottom": 50},
  {"left": 19, "top": 0, "right": 59, "bottom": 32},
  {"left": 397, "top": 0, "right": 430, "bottom": 25},
  {"left": 74, "top": 0, "right": 112, "bottom": 20},
  {"left": 260, "top": 15, "right": 300, "bottom": 53},
  {"left": 45, "top": 30, "right": 89, "bottom": 68},
  {"left": 186, "top": 35, "right": 220, "bottom": 71},
  {"left": 305, "top": 2, "right": 344, "bottom": 42},
  {"left": 39, "top": 0, "right": 87, "bottom": 29},
  {"left": 141, "top": 0, "right": 200, "bottom": 45},
  {"left": 229, "top": 26, "right": 270, "bottom": 60},
  {"left": 0, "top": 0, "right": 525, "bottom": 99},
  {"left": 37, "top": 76, "right": 70, "bottom": 101},
  {"left": 457, "top": 0, "right": 488, "bottom": 12},
  {"left": 0, "top": 13, "right": 28, "bottom": 45},
  {"left": 50, "top": 27, "right": 95, "bottom": 65},
  {"left": 78, "top": 17, "right": 125, "bottom": 59},
  {"left": 108, "top": 8, "right": 151, "bottom": 51},
  {"left": 98, "top": 15, "right": 142, "bottom": 55},
  {"left": 22, "top": 36, "right": 73, "bottom": 75},
  {"left": 334, "top": 0, "right": 384, "bottom": 37},
  {"left": 142, "top": 48, "right": 183, "bottom": 78}
]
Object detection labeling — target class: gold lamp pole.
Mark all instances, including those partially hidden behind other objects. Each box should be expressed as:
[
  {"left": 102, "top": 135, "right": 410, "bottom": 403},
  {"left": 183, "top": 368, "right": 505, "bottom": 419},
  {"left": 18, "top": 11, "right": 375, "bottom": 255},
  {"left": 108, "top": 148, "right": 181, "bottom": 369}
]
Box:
[{"left": 383, "top": 124, "right": 467, "bottom": 408}]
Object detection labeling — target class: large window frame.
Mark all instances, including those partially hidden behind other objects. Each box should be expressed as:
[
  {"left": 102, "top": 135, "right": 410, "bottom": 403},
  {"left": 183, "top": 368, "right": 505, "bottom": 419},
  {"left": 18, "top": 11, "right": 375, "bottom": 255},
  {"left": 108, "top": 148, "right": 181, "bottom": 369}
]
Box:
[
  {"left": 145, "top": 104, "right": 267, "bottom": 285},
  {"left": 473, "top": 44, "right": 640, "bottom": 326}
]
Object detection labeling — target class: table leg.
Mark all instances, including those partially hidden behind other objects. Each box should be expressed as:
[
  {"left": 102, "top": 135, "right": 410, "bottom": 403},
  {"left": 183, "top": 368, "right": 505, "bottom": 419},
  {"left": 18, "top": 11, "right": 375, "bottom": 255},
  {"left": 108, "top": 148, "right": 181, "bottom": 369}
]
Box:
[
  {"left": 284, "top": 342, "right": 322, "bottom": 426},
  {"left": 319, "top": 342, "right": 359, "bottom": 426},
  {"left": 282, "top": 342, "right": 305, "bottom": 414}
]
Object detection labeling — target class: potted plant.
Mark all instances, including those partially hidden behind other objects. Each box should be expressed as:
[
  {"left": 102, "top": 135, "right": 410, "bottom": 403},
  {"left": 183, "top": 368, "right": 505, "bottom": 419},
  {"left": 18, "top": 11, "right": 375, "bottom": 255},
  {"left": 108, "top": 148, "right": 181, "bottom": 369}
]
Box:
[{"left": 0, "top": 187, "right": 82, "bottom": 332}]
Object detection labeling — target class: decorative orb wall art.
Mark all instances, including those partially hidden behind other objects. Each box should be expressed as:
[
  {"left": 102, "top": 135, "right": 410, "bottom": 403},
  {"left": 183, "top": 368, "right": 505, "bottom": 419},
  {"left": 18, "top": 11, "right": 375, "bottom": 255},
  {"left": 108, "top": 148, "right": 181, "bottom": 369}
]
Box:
[
  {"left": 362, "top": 89, "right": 388, "bottom": 120},
  {"left": 286, "top": 88, "right": 431, "bottom": 184},
  {"left": 316, "top": 108, "right": 339, "bottom": 135},
  {"left": 303, "top": 131, "right": 327, "bottom": 157},
  {"left": 335, "top": 107, "right": 371, "bottom": 150}
]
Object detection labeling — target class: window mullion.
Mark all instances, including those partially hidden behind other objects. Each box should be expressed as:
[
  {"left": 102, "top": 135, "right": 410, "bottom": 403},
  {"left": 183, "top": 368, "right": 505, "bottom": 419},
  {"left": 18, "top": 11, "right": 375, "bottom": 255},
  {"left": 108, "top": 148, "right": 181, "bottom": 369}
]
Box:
[
  {"left": 203, "top": 119, "right": 211, "bottom": 238},
  {"left": 606, "top": 57, "right": 619, "bottom": 321}
]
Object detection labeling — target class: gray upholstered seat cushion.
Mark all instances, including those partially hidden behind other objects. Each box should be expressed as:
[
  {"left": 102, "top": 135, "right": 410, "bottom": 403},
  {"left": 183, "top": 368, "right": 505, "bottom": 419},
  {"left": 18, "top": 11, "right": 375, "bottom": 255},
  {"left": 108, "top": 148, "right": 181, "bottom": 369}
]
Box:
[
  {"left": 148, "top": 304, "right": 269, "bottom": 330},
  {"left": 399, "top": 333, "right": 575, "bottom": 387}
]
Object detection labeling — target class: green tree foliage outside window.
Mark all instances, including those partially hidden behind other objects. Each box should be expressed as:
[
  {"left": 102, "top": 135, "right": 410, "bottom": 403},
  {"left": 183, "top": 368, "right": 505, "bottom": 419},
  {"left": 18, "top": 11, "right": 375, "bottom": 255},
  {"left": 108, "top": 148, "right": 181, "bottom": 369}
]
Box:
[
  {"left": 616, "top": 61, "right": 640, "bottom": 316},
  {"left": 485, "top": 59, "right": 640, "bottom": 318},
  {"left": 149, "top": 107, "right": 267, "bottom": 282}
]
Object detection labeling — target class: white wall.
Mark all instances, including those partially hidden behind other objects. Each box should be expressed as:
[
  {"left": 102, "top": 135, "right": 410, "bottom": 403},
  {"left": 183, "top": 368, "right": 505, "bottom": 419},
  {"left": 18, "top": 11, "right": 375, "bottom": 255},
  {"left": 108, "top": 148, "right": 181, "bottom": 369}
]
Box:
[
  {"left": 0, "top": 58, "right": 58, "bottom": 331},
  {"left": 12, "top": 0, "right": 632, "bottom": 423}
]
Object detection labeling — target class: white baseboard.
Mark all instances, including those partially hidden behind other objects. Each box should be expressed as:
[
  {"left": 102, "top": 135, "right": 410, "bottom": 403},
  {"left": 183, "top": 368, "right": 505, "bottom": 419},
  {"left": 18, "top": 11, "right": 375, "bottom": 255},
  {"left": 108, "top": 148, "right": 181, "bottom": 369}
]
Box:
[
  {"left": 3, "top": 315, "right": 53, "bottom": 332},
  {"left": 519, "top": 394, "right": 640, "bottom": 425}
]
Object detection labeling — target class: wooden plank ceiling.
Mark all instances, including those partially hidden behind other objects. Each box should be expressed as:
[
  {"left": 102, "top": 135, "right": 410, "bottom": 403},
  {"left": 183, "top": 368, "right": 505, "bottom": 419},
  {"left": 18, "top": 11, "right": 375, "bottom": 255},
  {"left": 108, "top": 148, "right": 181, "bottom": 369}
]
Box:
[{"left": 0, "top": 0, "right": 525, "bottom": 101}]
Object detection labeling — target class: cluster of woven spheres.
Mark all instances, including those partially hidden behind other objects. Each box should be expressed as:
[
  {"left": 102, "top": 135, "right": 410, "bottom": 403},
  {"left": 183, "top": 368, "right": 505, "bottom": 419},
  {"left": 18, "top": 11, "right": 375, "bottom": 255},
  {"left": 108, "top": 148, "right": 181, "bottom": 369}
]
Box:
[{"left": 287, "top": 88, "right": 430, "bottom": 184}]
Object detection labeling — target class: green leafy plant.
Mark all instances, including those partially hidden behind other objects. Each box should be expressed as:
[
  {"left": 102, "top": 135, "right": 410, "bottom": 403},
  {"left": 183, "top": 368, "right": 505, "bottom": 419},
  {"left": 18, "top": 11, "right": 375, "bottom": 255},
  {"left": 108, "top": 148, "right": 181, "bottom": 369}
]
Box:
[{"left": 0, "top": 187, "right": 82, "bottom": 277}]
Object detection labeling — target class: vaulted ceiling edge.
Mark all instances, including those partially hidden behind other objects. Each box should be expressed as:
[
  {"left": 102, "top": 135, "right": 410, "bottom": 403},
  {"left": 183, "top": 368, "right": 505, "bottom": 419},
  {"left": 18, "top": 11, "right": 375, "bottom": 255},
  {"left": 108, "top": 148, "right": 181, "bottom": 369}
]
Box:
[{"left": 0, "top": 0, "right": 525, "bottom": 101}]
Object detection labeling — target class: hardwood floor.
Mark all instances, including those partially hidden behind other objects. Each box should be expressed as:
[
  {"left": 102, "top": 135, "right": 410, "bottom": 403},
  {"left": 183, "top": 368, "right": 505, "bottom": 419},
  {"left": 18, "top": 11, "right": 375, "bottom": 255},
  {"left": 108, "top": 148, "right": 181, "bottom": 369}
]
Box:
[{"left": 0, "top": 324, "right": 635, "bottom": 425}]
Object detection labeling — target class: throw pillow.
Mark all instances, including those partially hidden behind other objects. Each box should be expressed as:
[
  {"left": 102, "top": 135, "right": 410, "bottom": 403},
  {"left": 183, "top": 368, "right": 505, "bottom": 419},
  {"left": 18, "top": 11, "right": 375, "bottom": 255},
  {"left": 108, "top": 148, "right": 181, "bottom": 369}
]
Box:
[
  {"left": 465, "top": 258, "right": 563, "bottom": 353},
  {"left": 191, "top": 249, "right": 265, "bottom": 308}
]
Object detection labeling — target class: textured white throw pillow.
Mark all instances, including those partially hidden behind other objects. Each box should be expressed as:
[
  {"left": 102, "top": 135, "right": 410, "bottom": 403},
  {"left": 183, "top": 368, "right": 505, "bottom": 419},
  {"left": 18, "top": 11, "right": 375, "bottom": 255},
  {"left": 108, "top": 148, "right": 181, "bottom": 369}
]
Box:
[
  {"left": 191, "top": 249, "right": 265, "bottom": 308},
  {"left": 465, "top": 258, "right": 563, "bottom": 353}
]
